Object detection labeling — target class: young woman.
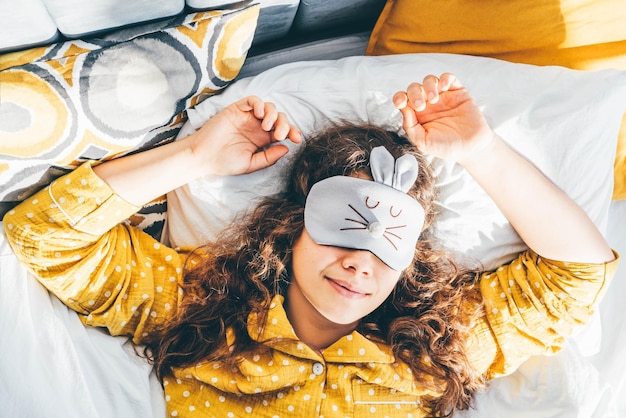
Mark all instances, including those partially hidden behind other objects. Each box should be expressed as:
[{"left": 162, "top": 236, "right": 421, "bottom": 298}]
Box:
[{"left": 4, "top": 73, "right": 617, "bottom": 417}]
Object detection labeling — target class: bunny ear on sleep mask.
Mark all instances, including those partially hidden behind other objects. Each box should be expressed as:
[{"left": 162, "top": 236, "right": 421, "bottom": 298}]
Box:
[{"left": 304, "top": 146, "right": 424, "bottom": 271}]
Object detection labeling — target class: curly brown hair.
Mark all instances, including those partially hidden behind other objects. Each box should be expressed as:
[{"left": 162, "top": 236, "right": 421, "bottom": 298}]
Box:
[{"left": 145, "top": 122, "right": 485, "bottom": 417}]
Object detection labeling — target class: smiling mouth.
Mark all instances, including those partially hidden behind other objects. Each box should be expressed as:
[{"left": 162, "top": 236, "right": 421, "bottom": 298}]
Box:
[{"left": 326, "top": 277, "right": 369, "bottom": 299}]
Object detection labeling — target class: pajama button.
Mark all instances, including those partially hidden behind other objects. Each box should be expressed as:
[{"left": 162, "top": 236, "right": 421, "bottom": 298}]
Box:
[{"left": 312, "top": 362, "right": 324, "bottom": 375}]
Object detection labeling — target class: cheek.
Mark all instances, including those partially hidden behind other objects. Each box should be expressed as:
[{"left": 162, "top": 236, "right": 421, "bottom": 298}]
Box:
[
  {"left": 376, "top": 272, "right": 402, "bottom": 300},
  {"left": 291, "top": 232, "right": 324, "bottom": 277}
]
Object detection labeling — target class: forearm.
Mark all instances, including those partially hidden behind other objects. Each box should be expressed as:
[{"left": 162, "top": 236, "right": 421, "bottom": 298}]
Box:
[
  {"left": 93, "top": 136, "right": 203, "bottom": 207},
  {"left": 461, "top": 136, "right": 614, "bottom": 264}
]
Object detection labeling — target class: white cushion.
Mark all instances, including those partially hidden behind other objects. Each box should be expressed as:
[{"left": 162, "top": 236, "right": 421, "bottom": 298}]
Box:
[
  {"left": 42, "top": 0, "right": 185, "bottom": 38},
  {"left": 0, "top": 0, "right": 58, "bottom": 52}
]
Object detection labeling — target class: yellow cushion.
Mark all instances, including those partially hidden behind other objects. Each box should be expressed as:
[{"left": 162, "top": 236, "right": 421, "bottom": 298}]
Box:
[
  {"left": 367, "top": 0, "right": 626, "bottom": 199},
  {"left": 0, "top": 5, "right": 259, "bottom": 233}
]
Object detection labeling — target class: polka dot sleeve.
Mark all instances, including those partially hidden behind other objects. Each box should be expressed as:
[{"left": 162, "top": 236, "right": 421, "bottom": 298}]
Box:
[
  {"left": 466, "top": 249, "right": 619, "bottom": 378},
  {"left": 3, "top": 162, "right": 185, "bottom": 343}
]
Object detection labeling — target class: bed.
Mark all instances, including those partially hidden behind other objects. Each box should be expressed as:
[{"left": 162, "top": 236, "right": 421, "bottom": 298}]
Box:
[{"left": 1, "top": 1, "right": 626, "bottom": 417}]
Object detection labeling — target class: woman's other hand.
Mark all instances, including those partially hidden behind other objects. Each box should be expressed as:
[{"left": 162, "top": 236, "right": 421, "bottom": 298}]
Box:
[
  {"left": 93, "top": 96, "right": 301, "bottom": 206},
  {"left": 393, "top": 73, "right": 494, "bottom": 167},
  {"left": 188, "top": 96, "right": 302, "bottom": 177}
]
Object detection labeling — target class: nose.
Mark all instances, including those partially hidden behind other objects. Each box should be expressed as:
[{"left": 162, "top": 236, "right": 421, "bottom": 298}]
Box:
[{"left": 341, "top": 249, "right": 377, "bottom": 276}]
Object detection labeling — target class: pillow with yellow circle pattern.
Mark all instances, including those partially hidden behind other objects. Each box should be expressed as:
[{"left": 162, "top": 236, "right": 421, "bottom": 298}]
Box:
[
  {"left": 365, "top": 0, "right": 626, "bottom": 199},
  {"left": 0, "top": 4, "right": 260, "bottom": 237}
]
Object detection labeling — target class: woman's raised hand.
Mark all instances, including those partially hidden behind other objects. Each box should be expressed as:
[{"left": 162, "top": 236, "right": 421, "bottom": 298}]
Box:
[
  {"left": 189, "top": 96, "right": 302, "bottom": 177},
  {"left": 393, "top": 73, "right": 494, "bottom": 166}
]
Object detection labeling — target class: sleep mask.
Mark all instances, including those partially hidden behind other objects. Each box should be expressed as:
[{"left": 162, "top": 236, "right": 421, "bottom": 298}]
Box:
[{"left": 304, "top": 146, "right": 425, "bottom": 271}]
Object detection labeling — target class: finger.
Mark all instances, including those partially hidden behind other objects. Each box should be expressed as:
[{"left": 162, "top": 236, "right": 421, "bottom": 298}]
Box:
[
  {"left": 271, "top": 112, "right": 291, "bottom": 140},
  {"left": 405, "top": 82, "right": 427, "bottom": 112},
  {"left": 392, "top": 91, "right": 408, "bottom": 109},
  {"left": 422, "top": 75, "right": 440, "bottom": 104},
  {"left": 439, "top": 73, "right": 462, "bottom": 91},
  {"left": 400, "top": 106, "right": 424, "bottom": 136},
  {"left": 398, "top": 105, "right": 425, "bottom": 147},
  {"left": 240, "top": 95, "right": 262, "bottom": 114},
  {"left": 288, "top": 125, "right": 303, "bottom": 143},
  {"left": 261, "top": 102, "right": 279, "bottom": 131},
  {"left": 248, "top": 144, "right": 289, "bottom": 173},
  {"left": 399, "top": 104, "right": 418, "bottom": 129},
  {"left": 247, "top": 95, "right": 266, "bottom": 119}
]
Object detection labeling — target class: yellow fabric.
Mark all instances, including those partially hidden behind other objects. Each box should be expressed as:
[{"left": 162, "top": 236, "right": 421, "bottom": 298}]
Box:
[
  {"left": 2, "top": 162, "right": 184, "bottom": 342},
  {"left": 170, "top": 295, "right": 435, "bottom": 417},
  {"left": 0, "top": 5, "right": 259, "bottom": 214},
  {"left": 366, "top": 0, "right": 626, "bottom": 199},
  {"left": 469, "top": 249, "right": 618, "bottom": 378},
  {"left": 3, "top": 163, "right": 619, "bottom": 417}
]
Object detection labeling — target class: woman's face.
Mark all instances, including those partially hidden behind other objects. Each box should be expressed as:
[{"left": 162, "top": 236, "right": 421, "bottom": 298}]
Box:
[{"left": 288, "top": 227, "right": 402, "bottom": 328}]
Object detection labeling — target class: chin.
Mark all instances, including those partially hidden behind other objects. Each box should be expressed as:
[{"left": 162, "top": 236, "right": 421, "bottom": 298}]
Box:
[{"left": 321, "top": 311, "right": 362, "bottom": 327}]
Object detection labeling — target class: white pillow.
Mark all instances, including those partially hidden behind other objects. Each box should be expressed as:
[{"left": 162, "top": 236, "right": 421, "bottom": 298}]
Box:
[{"left": 165, "top": 53, "right": 626, "bottom": 272}]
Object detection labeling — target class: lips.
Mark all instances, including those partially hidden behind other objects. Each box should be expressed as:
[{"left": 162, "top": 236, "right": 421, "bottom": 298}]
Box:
[{"left": 326, "top": 277, "right": 369, "bottom": 299}]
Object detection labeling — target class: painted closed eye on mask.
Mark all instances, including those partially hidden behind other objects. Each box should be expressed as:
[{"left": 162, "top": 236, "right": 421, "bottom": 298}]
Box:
[{"left": 341, "top": 197, "right": 407, "bottom": 250}]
